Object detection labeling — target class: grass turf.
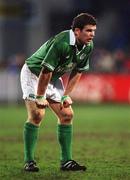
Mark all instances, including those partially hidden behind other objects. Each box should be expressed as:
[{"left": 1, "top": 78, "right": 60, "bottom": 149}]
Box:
[{"left": 0, "top": 104, "right": 130, "bottom": 180}]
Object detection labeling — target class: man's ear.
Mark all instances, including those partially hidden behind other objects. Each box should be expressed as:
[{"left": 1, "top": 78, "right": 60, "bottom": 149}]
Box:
[{"left": 74, "top": 28, "right": 81, "bottom": 37}]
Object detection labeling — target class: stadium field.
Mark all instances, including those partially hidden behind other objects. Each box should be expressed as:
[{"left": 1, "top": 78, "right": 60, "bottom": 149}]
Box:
[{"left": 0, "top": 104, "right": 130, "bottom": 180}]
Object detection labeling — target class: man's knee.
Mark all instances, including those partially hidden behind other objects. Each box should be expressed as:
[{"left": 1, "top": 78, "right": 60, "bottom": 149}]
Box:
[
  {"left": 60, "top": 111, "right": 74, "bottom": 124},
  {"left": 29, "top": 110, "right": 44, "bottom": 125}
]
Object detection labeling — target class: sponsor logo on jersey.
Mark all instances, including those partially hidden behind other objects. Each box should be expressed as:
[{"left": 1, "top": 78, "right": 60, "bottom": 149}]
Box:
[
  {"left": 56, "top": 63, "right": 76, "bottom": 73},
  {"left": 65, "top": 55, "right": 70, "bottom": 59},
  {"left": 80, "top": 53, "right": 86, "bottom": 60}
]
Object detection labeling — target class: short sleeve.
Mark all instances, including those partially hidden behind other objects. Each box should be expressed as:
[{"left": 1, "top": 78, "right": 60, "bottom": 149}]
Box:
[{"left": 41, "top": 42, "right": 61, "bottom": 71}]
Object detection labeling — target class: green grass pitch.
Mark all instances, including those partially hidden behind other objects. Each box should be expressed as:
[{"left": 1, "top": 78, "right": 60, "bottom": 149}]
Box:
[{"left": 0, "top": 104, "right": 130, "bottom": 180}]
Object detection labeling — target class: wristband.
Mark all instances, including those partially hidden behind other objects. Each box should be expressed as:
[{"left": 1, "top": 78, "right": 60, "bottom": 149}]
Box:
[
  {"left": 36, "top": 95, "right": 45, "bottom": 100},
  {"left": 61, "top": 95, "right": 70, "bottom": 104}
]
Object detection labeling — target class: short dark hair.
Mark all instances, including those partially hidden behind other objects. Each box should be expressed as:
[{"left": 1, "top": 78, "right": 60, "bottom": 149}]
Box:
[{"left": 71, "top": 13, "right": 97, "bottom": 31}]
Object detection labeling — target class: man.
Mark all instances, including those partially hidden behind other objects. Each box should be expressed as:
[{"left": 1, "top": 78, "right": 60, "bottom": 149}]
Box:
[{"left": 20, "top": 12, "right": 97, "bottom": 172}]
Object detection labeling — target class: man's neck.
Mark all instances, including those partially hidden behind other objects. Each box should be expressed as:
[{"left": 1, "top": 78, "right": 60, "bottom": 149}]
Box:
[{"left": 76, "top": 40, "right": 84, "bottom": 51}]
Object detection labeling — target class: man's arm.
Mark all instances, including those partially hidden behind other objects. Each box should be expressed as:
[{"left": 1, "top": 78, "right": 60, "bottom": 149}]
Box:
[
  {"left": 37, "top": 68, "right": 52, "bottom": 96},
  {"left": 61, "top": 70, "right": 82, "bottom": 108},
  {"left": 64, "top": 70, "right": 82, "bottom": 95},
  {"left": 36, "top": 68, "right": 52, "bottom": 108}
]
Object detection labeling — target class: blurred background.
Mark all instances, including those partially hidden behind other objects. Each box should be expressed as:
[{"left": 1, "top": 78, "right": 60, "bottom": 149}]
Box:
[
  {"left": 0, "top": 0, "right": 130, "bottom": 104},
  {"left": 0, "top": 2, "right": 130, "bottom": 179}
]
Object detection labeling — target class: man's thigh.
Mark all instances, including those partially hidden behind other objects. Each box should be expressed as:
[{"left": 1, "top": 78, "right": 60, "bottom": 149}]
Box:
[
  {"left": 46, "top": 78, "right": 64, "bottom": 102},
  {"left": 20, "top": 64, "right": 64, "bottom": 102},
  {"left": 48, "top": 99, "right": 74, "bottom": 124},
  {"left": 20, "top": 64, "right": 38, "bottom": 101}
]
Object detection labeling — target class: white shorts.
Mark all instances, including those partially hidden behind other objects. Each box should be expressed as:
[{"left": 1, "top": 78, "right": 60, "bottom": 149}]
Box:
[{"left": 20, "top": 64, "right": 64, "bottom": 102}]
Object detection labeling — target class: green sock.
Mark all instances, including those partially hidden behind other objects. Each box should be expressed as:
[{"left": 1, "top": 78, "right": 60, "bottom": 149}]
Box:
[
  {"left": 57, "top": 124, "right": 73, "bottom": 163},
  {"left": 23, "top": 122, "right": 39, "bottom": 162}
]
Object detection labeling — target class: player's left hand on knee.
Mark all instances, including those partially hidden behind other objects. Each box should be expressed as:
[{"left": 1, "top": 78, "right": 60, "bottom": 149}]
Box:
[
  {"left": 61, "top": 95, "right": 73, "bottom": 108},
  {"left": 35, "top": 95, "right": 48, "bottom": 109}
]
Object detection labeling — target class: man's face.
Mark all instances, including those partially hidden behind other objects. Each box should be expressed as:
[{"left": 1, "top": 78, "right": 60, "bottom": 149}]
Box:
[{"left": 75, "top": 24, "right": 96, "bottom": 45}]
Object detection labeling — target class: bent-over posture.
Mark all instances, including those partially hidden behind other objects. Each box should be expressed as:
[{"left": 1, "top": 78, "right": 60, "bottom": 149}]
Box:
[{"left": 20, "top": 12, "right": 97, "bottom": 172}]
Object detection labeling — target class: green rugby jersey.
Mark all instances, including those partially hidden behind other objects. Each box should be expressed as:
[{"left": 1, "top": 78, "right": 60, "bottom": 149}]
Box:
[{"left": 26, "top": 29, "right": 93, "bottom": 82}]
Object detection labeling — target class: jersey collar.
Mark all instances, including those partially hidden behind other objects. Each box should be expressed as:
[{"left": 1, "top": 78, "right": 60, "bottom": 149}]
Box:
[
  {"left": 69, "top": 29, "right": 91, "bottom": 47},
  {"left": 69, "top": 29, "right": 76, "bottom": 45}
]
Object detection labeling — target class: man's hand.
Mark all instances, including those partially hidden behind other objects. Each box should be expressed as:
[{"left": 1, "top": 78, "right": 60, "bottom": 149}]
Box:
[
  {"left": 35, "top": 95, "right": 48, "bottom": 109},
  {"left": 61, "top": 95, "right": 73, "bottom": 108}
]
